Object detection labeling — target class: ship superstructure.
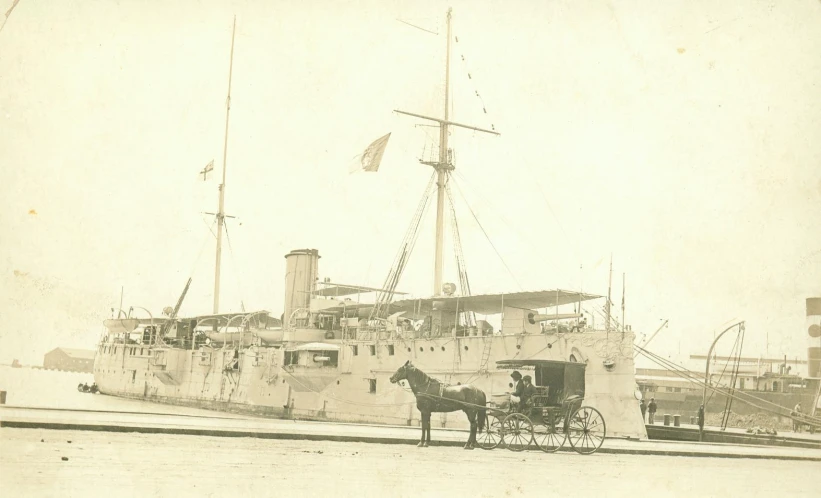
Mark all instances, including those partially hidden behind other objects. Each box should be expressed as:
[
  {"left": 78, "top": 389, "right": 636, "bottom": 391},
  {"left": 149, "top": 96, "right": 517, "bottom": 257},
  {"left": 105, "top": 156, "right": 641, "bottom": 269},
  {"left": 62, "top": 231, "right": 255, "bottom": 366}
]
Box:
[{"left": 94, "top": 10, "right": 647, "bottom": 439}]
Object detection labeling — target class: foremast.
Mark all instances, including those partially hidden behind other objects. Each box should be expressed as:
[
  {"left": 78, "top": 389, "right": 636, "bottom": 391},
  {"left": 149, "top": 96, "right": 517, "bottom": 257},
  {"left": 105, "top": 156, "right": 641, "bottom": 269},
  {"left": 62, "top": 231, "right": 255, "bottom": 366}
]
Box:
[{"left": 213, "top": 16, "right": 237, "bottom": 314}]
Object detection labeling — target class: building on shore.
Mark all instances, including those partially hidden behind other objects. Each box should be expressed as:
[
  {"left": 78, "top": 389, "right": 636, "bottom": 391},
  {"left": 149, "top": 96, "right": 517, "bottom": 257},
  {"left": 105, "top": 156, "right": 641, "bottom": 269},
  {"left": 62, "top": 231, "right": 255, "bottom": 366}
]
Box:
[{"left": 43, "top": 348, "right": 96, "bottom": 373}]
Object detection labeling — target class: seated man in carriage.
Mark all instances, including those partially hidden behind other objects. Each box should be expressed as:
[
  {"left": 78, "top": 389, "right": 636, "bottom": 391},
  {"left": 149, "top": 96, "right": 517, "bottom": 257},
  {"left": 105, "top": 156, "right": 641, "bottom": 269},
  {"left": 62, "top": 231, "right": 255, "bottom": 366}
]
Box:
[{"left": 521, "top": 375, "right": 537, "bottom": 411}]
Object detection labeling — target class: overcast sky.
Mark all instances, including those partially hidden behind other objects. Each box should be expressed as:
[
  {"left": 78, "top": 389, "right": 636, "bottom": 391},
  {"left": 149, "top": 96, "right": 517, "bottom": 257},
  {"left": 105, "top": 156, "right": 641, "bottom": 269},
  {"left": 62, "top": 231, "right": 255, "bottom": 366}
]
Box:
[{"left": 1, "top": 0, "right": 820, "bottom": 371}]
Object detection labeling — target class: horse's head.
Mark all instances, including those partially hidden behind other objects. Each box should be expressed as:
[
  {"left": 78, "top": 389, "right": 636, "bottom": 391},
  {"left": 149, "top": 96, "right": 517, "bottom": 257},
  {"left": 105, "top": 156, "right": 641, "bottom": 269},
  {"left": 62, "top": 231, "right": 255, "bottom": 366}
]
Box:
[{"left": 390, "top": 360, "right": 412, "bottom": 384}]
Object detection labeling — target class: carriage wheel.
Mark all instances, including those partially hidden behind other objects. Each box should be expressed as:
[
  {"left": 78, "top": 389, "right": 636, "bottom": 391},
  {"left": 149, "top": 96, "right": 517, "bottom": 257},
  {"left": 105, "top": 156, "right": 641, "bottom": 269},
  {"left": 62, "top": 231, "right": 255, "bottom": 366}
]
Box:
[
  {"left": 502, "top": 413, "right": 533, "bottom": 452},
  {"left": 476, "top": 414, "right": 503, "bottom": 450},
  {"left": 533, "top": 416, "right": 566, "bottom": 453},
  {"left": 567, "top": 406, "right": 606, "bottom": 455}
]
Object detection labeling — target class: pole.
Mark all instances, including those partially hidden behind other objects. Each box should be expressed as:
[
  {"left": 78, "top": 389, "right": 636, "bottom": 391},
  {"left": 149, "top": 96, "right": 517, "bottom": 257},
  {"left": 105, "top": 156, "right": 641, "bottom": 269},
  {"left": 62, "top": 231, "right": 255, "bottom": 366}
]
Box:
[
  {"left": 701, "top": 321, "right": 745, "bottom": 440},
  {"left": 433, "top": 7, "right": 452, "bottom": 296},
  {"left": 214, "top": 16, "right": 236, "bottom": 314}
]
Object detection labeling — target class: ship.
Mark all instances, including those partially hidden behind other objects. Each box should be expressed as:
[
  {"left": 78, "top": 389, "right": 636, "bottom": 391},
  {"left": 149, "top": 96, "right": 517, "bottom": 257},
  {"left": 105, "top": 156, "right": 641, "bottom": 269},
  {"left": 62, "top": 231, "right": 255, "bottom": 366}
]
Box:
[{"left": 93, "top": 10, "right": 648, "bottom": 440}]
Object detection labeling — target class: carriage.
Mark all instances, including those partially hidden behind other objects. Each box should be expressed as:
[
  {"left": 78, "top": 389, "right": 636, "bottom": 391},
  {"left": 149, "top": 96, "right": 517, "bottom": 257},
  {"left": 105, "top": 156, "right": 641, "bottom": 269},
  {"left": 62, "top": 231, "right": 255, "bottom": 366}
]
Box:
[{"left": 475, "top": 359, "right": 606, "bottom": 454}]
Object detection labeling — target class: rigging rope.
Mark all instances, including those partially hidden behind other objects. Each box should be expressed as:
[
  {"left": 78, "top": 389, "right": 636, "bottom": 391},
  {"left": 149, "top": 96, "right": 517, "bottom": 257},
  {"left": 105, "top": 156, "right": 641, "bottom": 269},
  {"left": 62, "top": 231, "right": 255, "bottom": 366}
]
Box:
[
  {"left": 371, "top": 172, "right": 437, "bottom": 320},
  {"left": 444, "top": 174, "right": 476, "bottom": 327},
  {"left": 705, "top": 329, "right": 743, "bottom": 407},
  {"left": 452, "top": 29, "right": 496, "bottom": 132},
  {"left": 449, "top": 174, "right": 523, "bottom": 291},
  {"left": 634, "top": 343, "right": 821, "bottom": 426},
  {"left": 223, "top": 220, "right": 246, "bottom": 312},
  {"left": 189, "top": 218, "right": 217, "bottom": 281}
]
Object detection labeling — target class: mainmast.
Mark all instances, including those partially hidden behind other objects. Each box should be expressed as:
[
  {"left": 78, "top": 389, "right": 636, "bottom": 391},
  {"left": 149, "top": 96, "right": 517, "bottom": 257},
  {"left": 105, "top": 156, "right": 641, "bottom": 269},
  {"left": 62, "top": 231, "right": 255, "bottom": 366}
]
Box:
[
  {"left": 213, "top": 16, "right": 237, "bottom": 314},
  {"left": 431, "top": 8, "right": 453, "bottom": 297},
  {"left": 394, "top": 7, "right": 499, "bottom": 296}
]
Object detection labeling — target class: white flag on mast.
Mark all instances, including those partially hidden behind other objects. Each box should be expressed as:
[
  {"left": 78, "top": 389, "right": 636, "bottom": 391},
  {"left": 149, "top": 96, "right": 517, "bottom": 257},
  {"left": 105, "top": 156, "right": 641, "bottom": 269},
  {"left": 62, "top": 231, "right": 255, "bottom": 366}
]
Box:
[
  {"left": 357, "top": 133, "right": 391, "bottom": 173},
  {"left": 200, "top": 159, "right": 214, "bottom": 181}
]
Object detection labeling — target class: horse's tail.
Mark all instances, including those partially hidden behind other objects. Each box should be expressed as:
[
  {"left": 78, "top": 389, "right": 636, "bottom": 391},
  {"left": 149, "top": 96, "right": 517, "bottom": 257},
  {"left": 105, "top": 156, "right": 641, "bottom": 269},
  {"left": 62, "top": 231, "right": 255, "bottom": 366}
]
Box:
[{"left": 477, "top": 390, "right": 487, "bottom": 432}]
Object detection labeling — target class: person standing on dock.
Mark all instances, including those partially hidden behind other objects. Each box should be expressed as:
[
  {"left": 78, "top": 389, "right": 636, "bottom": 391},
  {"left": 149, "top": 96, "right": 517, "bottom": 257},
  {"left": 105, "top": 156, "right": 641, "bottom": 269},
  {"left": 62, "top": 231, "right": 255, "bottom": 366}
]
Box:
[
  {"left": 640, "top": 399, "right": 646, "bottom": 422},
  {"left": 697, "top": 404, "right": 705, "bottom": 432},
  {"left": 792, "top": 402, "right": 802, "bottom": 433},
  {"left": 648, "top": 398, "right": 657, "bottom": 424}
]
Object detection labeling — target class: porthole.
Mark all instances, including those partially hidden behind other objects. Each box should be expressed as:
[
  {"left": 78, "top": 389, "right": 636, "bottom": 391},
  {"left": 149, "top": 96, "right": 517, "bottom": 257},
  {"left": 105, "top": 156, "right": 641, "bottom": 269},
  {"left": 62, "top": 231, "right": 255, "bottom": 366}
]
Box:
[
  {"left": 441, "top": 347, "right": 446, "bottom": 352},
  {"left": 407, "top": 347, "right": 411, "bottom": 352},
  {"left": 419, "top": 347, "right": 424, "bottom": 352},
  {"left": 464, "top": 346, "right": 469, "bottom": 351},
  {"left": 430, "top": 347, "right": 434, "bottom": 352},
  {"left": 516, "top": 345, "right": 521, "bottom": 350}
]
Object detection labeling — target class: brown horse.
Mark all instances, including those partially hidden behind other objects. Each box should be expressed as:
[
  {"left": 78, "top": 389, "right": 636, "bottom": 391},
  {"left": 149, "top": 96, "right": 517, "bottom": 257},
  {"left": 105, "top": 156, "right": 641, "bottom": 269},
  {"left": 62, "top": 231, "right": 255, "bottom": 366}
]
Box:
[{"left": 389, "top": 360, "right": 487, "bottom": 449}]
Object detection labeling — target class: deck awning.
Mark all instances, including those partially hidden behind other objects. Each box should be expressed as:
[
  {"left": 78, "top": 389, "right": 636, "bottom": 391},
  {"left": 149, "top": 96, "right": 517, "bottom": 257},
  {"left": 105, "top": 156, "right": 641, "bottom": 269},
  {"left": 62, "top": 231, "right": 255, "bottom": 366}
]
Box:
[
  {"left": 310, "top": 282, "right": 407, "bottom": 297},
  {"left": 390, "top": 290, "right": 601, "bottom": 316},
  {"left": 288, "top": 342, "right": 340, "bottom": 351},
  {"left": 496, "top": 359, "right": 586, "bottom": 369}
]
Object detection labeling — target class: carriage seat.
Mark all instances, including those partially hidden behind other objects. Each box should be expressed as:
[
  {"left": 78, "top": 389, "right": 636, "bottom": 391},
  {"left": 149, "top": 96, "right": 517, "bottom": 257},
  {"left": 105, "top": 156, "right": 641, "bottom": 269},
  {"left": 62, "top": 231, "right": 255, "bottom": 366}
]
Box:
[{"left": 531, "top": 386, "right": 550, "bottom": 408}]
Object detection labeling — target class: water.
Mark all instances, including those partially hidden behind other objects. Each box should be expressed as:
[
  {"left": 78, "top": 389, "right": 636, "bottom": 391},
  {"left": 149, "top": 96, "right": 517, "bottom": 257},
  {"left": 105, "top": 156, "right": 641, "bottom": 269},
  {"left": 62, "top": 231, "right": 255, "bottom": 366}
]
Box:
[{"left": 0, "top": 365, "right": 219, "bottom": 417}]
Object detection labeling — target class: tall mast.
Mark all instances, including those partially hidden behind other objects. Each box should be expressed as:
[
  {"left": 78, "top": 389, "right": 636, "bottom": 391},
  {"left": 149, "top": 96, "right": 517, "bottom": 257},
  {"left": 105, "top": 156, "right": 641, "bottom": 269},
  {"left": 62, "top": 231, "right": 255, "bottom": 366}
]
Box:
[
  {"left": 393, "top": 7, "right": 499, "bottom": 297},
  {"left": 213, "top": 16, "right": 236, "bottom": 314},
  {"left": 432, "top": 8, "right": 453, "bottom": 296}
]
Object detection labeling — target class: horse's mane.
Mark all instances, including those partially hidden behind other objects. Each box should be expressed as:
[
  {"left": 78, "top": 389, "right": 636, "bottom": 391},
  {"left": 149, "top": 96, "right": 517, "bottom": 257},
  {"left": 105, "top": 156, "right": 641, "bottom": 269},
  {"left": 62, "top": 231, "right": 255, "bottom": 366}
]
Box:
[{"left": 407, "top": 364, "right": 445, "bottom": 387}]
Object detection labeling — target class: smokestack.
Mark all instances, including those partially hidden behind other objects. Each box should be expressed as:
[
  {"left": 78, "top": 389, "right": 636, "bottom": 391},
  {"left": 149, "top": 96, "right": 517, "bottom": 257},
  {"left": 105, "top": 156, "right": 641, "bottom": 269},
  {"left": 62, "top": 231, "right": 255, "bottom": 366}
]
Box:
[
  {"left": 806, "top": 298, "right": 821, "bottom": 377},
  {"left": 283, "top": 249, "right": 320, "bottom": 329}
]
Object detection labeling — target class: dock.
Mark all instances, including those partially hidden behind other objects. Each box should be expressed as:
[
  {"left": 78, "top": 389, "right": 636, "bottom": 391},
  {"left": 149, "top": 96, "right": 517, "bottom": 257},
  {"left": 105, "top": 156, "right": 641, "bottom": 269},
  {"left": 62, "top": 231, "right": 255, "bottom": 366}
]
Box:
[{"left": 2, "top": 405, "right": 820, "bottom": 462}]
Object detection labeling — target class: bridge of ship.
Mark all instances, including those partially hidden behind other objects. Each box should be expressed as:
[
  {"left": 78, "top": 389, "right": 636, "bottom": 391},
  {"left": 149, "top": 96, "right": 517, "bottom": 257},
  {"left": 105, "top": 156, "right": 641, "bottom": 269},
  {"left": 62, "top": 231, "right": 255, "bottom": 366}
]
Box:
[{"left": 295, "top": 284, "right": 601, "bottom": 341}]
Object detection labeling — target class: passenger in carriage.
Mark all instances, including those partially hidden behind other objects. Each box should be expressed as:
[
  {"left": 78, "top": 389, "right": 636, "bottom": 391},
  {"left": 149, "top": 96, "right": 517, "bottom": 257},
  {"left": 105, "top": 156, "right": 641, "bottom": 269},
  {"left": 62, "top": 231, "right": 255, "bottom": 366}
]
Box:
[{"left": 521, "top": 375, "right": 536, "bottom": 410}]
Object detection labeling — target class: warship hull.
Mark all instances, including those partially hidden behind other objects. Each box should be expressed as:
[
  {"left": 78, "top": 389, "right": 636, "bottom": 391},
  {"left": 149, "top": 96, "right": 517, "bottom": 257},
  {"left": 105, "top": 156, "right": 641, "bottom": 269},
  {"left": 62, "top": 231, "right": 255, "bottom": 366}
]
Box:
[{"left": 94, "top": 329, "right": 646, "bottom": 438}]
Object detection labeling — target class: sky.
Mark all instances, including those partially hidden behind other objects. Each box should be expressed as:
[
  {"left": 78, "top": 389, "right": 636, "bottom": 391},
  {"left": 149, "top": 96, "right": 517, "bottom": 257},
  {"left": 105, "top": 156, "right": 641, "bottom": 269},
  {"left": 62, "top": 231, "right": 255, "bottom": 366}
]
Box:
[{"left": 1, "top": 0, "right": 820, "bottom": 372}]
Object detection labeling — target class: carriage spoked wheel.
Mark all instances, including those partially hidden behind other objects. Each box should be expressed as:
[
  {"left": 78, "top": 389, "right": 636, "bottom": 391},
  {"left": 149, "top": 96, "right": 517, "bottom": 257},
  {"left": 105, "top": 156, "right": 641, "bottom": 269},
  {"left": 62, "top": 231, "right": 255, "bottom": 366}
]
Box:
[
  {"left": 566, "top": 406, "right": 606, "bottom": 455},
  {"left": 476, "top": 414, "right": 503, "bottom": 450},
  {"left": 502, "top": 413, "right": 533, "bottom": 452},
  {"left": 532, "top": 417, "right": 567, "bottom": 453}
]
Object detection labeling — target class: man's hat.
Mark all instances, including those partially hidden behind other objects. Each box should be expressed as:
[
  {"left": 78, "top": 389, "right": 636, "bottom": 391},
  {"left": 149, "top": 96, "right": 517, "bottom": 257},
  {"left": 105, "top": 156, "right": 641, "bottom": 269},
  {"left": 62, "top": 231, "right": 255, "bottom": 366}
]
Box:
[
  {"left": 510, "top": 371, "right": 522, "bottom": 380},
  {"left": 523, "top": 375, "right": 532, "bottom": 382}
]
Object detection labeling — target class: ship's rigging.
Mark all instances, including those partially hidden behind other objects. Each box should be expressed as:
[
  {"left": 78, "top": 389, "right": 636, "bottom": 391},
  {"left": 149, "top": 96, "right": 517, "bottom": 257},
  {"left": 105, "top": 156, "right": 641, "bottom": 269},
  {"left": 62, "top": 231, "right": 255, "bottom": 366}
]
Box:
[{"left": 369, "top": 8, "right": 500, "bottom": 324}]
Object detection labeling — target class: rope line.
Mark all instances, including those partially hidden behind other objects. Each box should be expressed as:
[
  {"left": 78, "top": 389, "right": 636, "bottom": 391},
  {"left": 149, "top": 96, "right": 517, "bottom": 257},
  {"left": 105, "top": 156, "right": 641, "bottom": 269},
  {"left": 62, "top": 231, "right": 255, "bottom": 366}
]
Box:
[
  {"left": 634, "top": 343, "right": 821, "bottom": 426},
  {"left": 450, "top": 174, "right": 523, "bottom": 291}
]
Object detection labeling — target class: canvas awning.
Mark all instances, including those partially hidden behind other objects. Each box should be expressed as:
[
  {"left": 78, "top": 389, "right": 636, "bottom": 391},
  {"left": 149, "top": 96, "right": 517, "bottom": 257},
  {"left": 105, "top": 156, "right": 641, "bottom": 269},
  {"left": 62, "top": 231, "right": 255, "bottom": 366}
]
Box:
[
  {"left": 288, "top": 342, "right": 340, "bottom": 351},
  {"left": 390, "top": 290, "right": 601, "bottom": 316}
]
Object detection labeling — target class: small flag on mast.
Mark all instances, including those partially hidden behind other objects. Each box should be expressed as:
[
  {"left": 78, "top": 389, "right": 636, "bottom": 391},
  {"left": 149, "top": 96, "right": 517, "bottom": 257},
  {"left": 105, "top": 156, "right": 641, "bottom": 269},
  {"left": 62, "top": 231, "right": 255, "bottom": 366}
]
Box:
[
  {"left": 358, "top": 133, "right": 391, "bottom": 172},
  {"left": 200, "top": 160, "right": 214, "bottom": 181}
]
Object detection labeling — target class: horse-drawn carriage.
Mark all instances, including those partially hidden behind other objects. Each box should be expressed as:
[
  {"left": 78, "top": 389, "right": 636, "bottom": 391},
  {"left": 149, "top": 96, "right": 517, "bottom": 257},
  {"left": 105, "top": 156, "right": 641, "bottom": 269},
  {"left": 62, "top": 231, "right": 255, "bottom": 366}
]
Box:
[
  {"left": 388, "top": 358, "right": 606, "bottom": 454},
  {"left": 476, "top": 359, "right": 606, "bottom": 454}
]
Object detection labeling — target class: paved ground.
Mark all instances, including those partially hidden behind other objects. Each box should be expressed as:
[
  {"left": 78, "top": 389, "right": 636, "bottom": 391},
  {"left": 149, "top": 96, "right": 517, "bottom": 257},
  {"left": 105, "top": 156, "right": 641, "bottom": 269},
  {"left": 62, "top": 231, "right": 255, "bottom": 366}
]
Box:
[
  {"left": 3, "top": 406, "right": 821, "bottom": 461},
  {"left": 1, "top": 427, "right": 818, "bottom": 498}
]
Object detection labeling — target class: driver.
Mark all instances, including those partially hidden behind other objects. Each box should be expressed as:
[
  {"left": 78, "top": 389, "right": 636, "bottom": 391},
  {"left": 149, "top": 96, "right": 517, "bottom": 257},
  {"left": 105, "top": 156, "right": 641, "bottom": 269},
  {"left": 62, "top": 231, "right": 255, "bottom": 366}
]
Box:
[{"left": 510, "top": 371, "right": 524, "bottom": 409}]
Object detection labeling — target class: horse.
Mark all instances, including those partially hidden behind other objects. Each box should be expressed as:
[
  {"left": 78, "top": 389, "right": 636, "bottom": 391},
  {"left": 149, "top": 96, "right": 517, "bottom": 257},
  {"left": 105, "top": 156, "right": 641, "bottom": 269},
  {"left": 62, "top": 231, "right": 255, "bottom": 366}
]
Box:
[{"left": 389, "top": 360, "right": 487, "bottom": 449}]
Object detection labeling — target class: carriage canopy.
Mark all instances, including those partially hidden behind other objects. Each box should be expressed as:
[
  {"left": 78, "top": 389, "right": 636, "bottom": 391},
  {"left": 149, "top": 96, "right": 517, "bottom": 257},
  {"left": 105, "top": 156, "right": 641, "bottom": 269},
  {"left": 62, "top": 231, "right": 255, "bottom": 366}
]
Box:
[{"left": 496, "top": 359, "right": 586, "bottom": 405}]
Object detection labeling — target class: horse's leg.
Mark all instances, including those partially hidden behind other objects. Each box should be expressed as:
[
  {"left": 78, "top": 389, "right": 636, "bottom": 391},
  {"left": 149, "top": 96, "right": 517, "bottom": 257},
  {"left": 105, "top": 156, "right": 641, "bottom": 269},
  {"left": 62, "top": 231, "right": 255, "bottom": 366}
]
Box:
[
  {"left": 465, "top": 410, "right": 476, "bottom": 450},
  {"left": 417, "top": 411, "right": 427, "bottom": 447},
  {"left": 424, "top": 413, "right": 431, "bottom": 447}
]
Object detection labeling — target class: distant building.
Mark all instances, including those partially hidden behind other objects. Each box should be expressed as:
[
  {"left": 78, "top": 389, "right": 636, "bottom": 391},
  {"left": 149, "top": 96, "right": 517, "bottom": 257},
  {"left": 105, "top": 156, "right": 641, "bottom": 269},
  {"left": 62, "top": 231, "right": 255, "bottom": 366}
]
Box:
[{"left": 43, "top": 348, "right": 96, "bottom": 373}]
